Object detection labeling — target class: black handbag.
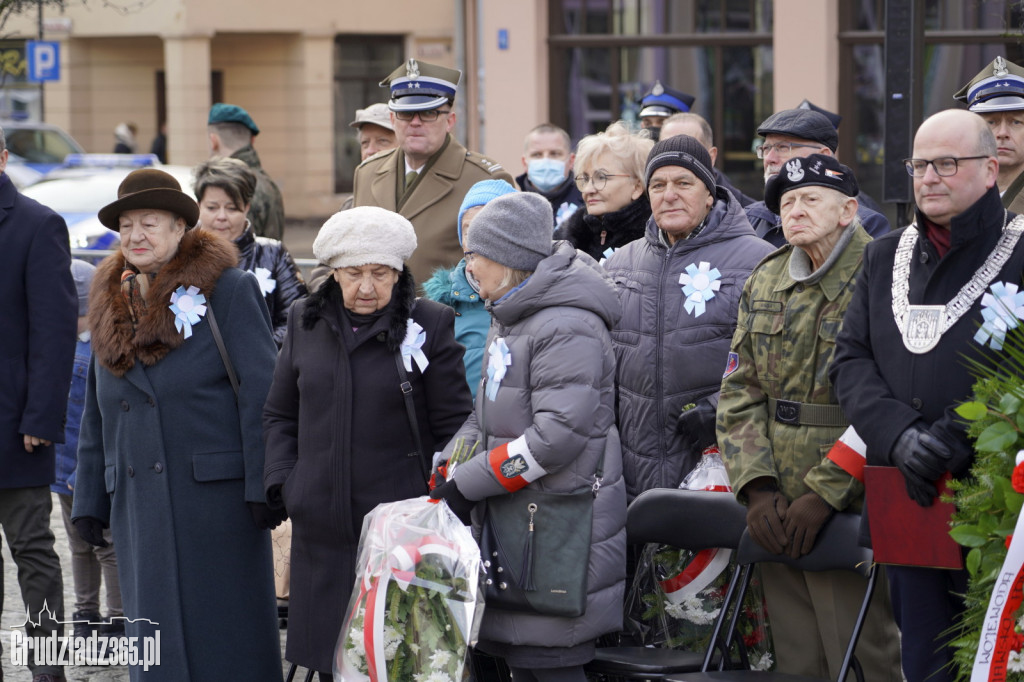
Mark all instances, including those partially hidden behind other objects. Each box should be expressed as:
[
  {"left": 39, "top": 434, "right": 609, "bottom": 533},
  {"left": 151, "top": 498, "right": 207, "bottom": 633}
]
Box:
[
  {"left": 480, "top": 482, "right": 598, "bottom": 618},
  {"left": 476, "top": 378, "right": 604, "bottom": 618}
]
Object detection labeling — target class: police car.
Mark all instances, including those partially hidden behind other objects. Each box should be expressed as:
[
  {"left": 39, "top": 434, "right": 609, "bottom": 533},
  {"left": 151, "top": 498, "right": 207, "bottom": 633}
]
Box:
[
  {"left": 22, "top": 153, "right": 195, "bottom": 251},
  {"left": 1, "top": 119, "right": 86, "bottom": 184}
]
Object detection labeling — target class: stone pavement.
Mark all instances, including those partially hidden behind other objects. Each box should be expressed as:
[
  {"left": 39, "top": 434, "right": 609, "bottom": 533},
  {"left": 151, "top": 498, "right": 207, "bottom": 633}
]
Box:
[{"left": 1, "top": 496, "right": 295, "bottom": 681}]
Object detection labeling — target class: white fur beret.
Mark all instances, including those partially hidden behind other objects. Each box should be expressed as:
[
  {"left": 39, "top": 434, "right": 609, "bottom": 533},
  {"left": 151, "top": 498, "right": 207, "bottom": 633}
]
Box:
[{"left": 312, "top": 206, "right": 417, "bottom": 271}]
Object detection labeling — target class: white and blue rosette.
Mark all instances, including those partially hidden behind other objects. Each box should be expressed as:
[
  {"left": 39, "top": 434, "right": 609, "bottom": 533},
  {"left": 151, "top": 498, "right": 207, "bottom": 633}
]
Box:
[
  {"left": 975, "top": 281, "right": 1024, "bottom": 351},
  {"left": 486, "top": 337, "right": 511, "bottom": 401},
  {"left": 168, "top": 285, "right": 208, "bottom": 339},
  {"left": 400, "top": 319, "right": 429, "bottom": 373},
  {"left": 251, "top": 267, "right": 277, "bottom": 296},
  {"left": 679, "top": 261, "right": 722, "bottom": 317}
]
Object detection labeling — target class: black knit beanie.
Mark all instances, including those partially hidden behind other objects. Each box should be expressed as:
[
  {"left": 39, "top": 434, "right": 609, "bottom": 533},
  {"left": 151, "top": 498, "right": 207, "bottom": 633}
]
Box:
[{"left": 644, "top": 134, "right": 717, "bottom": 197}]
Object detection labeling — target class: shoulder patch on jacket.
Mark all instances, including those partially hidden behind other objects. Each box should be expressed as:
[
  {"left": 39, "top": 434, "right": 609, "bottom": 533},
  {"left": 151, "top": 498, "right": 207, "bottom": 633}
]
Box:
[
  {"left": 723, "top": 351, "right": 739, "bottom": 378},
  {"left": 466, "top": 152, "right": 506, "bottom": 175}
]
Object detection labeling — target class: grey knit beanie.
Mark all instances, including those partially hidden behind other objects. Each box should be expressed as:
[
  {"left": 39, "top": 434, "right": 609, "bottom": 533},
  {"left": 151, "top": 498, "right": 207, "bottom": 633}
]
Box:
[
  {"left": 466, "top": 192, "right": 552, "bottom": 272},
  {"left": 644, "top": 134, "right": 717, "bottom": 197}
]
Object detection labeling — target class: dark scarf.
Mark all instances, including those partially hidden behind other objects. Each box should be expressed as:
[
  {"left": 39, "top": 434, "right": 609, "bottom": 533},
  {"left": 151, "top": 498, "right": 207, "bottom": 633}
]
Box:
[
  {"left": 559, "top": 194, "right": 651, "bottom": 260},
  {"left": 302, "top": 266, "right": 416, "bottom": 353}
]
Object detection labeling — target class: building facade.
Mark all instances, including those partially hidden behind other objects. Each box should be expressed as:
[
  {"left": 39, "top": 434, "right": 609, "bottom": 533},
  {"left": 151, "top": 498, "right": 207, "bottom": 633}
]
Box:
[{"left": 3, "top": 0, "right": 1022, "bottom": 218}]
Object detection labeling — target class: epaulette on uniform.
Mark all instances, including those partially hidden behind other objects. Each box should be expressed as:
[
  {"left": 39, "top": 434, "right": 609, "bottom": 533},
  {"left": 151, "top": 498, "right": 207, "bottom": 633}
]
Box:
[{"left": 465, "top": 150, "right": 507, "bottom": 176}]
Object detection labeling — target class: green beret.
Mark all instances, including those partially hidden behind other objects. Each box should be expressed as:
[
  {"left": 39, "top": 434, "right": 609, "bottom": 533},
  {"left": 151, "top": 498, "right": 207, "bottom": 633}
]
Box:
[{"left": 208, "top": 103, "right": 259, "bottom": 135}]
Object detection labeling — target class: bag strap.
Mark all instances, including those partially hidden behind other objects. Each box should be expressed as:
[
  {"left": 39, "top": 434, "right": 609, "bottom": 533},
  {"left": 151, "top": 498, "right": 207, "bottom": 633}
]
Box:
[
  {"left": 480, "top": 375, "right": 607, "bottom": 495},
  {"left": 207, "top": 304, "right": 239, "bottom": 399},
  {"left": 394, "top": 351, "right": 431, "bottom": 483}
]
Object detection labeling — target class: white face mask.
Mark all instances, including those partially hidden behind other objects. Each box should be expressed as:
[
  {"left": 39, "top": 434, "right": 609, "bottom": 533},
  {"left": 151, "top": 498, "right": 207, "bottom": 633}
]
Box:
[{"left": 527, "top": 158, "right": 567, "bottom": 192}]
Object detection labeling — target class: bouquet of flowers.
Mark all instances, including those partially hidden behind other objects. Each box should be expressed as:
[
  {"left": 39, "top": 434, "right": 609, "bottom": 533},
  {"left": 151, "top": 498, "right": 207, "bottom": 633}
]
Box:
[
  {"left": 624, "top": 449, "right": 774, "bottom": 671},
  {"left": 334, "top": 496, "right": 484, "bottom": 682}
]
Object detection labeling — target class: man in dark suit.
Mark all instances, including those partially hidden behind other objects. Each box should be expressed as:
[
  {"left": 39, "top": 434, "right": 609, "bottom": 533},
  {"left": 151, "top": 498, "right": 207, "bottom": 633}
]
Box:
[{"left": 0, "top": 124, "right": 77, "bottom": 682}]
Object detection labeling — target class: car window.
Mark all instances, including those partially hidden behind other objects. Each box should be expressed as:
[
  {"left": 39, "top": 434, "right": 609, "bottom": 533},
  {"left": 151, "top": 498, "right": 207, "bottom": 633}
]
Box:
[{"left": 7, "top": 128, "right": 82, "bottom": 163}]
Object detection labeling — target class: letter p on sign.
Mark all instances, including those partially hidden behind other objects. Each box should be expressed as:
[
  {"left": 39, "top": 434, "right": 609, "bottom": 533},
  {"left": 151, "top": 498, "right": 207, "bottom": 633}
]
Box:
[{"left": 27, "top": 41, "right": 60, "bottom": 82}]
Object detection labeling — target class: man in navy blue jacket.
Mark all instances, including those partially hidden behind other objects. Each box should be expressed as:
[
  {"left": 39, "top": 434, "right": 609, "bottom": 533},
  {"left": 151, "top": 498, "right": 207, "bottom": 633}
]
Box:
[{"left": 0, "top": 124, "right": 77, "bottom": 682}]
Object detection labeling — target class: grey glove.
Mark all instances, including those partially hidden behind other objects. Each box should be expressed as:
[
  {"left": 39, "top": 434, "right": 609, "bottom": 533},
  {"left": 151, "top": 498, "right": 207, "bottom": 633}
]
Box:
[
  {"left": 890, "top": 427, "right": 951, "bottom": 507},
  {"left": 742, "top": 478, "right": 789, "bottom": 554}
]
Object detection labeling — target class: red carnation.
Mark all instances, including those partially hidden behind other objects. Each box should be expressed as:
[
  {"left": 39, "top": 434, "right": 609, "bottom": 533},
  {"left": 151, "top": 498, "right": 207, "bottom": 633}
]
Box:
[{"left": 1013, "top": 462, "right": 1024, "bottom": 493}]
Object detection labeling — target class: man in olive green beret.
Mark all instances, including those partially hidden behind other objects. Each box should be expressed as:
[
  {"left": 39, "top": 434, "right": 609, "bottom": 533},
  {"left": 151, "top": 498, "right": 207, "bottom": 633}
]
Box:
[
  {"left": 208, "top": 103, "right": 286, "bottom": 240},
  {"left": 955, "top": 56, "right": 1024, "bottom": 214},
  {"left": 351, "top": 58, "right": 515, "bottom": 285}
]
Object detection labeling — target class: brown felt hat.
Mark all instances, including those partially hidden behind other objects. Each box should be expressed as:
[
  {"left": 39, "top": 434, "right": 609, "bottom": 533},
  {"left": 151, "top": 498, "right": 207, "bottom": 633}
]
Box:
[{"left": 98, "top": 168, "right": 200, "bottom": 229}]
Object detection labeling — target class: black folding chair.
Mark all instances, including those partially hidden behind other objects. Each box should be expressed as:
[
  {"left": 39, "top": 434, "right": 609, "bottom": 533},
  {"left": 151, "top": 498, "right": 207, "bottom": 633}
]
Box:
[
  {"left": 664, "top": 513, "right": 876, "bottom": 682},
  {"left": 584, "top": 488, "right": 750, "bottom": 680}
]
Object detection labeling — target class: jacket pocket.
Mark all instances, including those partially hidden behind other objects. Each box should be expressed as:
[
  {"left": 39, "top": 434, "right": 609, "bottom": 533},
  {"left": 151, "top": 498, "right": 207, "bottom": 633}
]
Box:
[
  {"left": 192, "top": 452, "right": 245, "bottom": 482},
  {"left": 104, "top": 464, "right": 116, "bottom": 493},
  {"left": 747, "top": 311, "right": 784, "bottom": 381}
]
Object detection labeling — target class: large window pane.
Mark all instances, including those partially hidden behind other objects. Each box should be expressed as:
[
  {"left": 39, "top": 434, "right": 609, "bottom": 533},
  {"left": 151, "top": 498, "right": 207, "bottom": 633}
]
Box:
[{"left": 333, "top": 36, "right": 403, "bottom": 194}]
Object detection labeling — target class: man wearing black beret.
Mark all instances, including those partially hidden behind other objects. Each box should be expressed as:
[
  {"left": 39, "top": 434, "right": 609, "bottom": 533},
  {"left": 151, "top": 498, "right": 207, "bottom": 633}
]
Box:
[
  {"left": 719, "top": 153, "right": 902, "bottom": 678},
  {"left": 744, "top": 108, "right": 890, "bottom": 247}
]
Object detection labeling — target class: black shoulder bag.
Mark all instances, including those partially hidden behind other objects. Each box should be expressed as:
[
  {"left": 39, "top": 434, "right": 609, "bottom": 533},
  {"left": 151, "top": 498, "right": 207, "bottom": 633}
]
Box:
[
  {"left": 394, "top": 352, "right": 432, "bottom": 485},
  {"left": 477, "top": 377, "right": 603, "bottom": 618}
]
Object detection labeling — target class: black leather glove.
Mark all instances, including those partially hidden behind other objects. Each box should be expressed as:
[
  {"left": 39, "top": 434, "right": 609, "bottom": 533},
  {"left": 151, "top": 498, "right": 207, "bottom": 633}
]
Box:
[
  {"left": 429, "top": 479, "right": 475, "bottom": 525},
  {"left": 248, "top": 502, "right": 287, "bottom": 530},
  {"left": 742, "top": 478, "right": 789, "bottom": 554},
  {"left": 266, "top": 484, "right": 285, "bottom": 512},
  {"left": 677, "top": 397, "right": 719, "bottom": 456},
  {"left": 73, "top": 516, "right": 109, "bottom": 548},
  {"left": 783, "top": 492, "right": 835, "bottom": 559},
  {"left": 890, "top": 427, "right": 952, "bottom": 507}
]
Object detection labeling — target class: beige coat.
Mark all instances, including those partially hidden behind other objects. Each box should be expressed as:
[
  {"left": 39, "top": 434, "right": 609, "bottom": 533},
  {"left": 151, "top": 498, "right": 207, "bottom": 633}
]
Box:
[{"left": 351, "top": 134, "right": 514, "bottom": 284}]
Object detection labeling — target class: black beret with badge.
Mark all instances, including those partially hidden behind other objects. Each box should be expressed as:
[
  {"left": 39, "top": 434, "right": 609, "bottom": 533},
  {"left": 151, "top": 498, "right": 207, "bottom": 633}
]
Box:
[
  {"left": 381, "top": 58, "right": 462, "bottom": 112},
  {"left": 954, "top": 56, "right": 1024, "bottom": 112},
  {"left": 764, "top": 153, "right": 859, "bottom": 215}
]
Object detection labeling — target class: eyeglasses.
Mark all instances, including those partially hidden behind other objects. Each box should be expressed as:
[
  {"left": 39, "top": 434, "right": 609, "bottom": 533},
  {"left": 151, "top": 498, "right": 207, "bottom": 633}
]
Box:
[
  {"left": 575, "top": 171, "right": 631, "bottom": 191},
  {"left": 755, "top": 142, "right": 821, "bottom": 159},
  {"left": 903, "top": 156, "right": 989, "bottom": 177},
  {"left": 463, "top": 251, "right": 476, "bottom": 264},
  {"left": 393, "top": 109, "right": 451, "bottom": 123}
]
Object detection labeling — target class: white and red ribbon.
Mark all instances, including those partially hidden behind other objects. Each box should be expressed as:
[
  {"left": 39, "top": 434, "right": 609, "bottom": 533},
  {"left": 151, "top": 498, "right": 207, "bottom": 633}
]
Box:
[{"left": 972, "top": 509, "right": 1024, "bottom": 681}]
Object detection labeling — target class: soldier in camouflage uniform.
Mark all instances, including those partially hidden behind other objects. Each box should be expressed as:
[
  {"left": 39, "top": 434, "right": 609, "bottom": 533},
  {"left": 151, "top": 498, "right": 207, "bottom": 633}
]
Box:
[
  {"left": 717, "top": 154, "right": 901, "bottom": 679},
  {"left": 208, "top": 103, "right": 286, "bottom": 240}
]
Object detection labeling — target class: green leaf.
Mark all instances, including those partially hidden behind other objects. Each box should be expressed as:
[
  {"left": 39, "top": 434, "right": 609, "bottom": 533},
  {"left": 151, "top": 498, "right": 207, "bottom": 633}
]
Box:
[
  {"left": 957, "top": 401, "right": 989, "bottom": 421},
  {"left": 966, "top": 547, "right": 982, "bottom": 576},
  {"left": 976, "top": 421, "right": 1020, "bottom": 453},
  {"left": 1000, "top": 393, "right": 1023, "bottom": 415},
  {"left": 950, "top": 524, "right": 988, "bottom": 547}
]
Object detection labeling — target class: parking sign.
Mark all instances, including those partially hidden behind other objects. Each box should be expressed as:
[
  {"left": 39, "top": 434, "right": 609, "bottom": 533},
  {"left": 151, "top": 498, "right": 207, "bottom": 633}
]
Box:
[{"left": 27, "top": 41, "right": 60, "bottom": 82}]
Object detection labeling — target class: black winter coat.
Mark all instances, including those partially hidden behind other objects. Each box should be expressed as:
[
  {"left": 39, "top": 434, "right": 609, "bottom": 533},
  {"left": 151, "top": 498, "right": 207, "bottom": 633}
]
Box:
[
  {"left": 554, "top": 194, "right": 651, "bottom": 262},
  {"left": 832, "top": 186, "right": 1024, "bottom": 472},
  {"left": 232, "top": 227, "right": 308, "bottom": 346},
  {"left": 262, "top": 269, "right": 472, "bottom": 673}
]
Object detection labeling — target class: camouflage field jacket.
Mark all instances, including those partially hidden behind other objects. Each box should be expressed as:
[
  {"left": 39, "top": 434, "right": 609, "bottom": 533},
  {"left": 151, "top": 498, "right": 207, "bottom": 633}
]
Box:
[{"left": 717, "top": 224, "right": 871, "bottom": 510}]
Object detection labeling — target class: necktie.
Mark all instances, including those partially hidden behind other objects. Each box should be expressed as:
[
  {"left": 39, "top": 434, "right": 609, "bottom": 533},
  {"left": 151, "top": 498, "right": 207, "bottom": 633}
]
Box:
[{"left": 405, "top": 171, "right": 418, "bottom": 191}]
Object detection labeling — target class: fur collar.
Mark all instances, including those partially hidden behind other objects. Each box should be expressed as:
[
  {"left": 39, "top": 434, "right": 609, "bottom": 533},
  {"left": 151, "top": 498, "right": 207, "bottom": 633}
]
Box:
[
  {"left": 302, "top": 266, "right": 415, "bottom": 352},
  {"left": 89, "top": 230, "right": 238, "bottom": 376}
]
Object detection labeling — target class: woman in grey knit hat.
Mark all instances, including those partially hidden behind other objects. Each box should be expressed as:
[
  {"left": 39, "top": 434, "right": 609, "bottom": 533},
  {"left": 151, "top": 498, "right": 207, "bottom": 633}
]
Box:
[{"left": 431, "top": 192, "right": 627, "bottom": 680}]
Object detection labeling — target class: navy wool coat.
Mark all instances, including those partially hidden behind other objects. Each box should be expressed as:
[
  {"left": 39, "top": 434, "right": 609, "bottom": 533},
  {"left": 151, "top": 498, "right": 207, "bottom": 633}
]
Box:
[
  {"left": 73, "top": 230, "right": 282, "bottom": 681},
  {"left": 0, "top": 172, "right": 76, "bottom": 486}
]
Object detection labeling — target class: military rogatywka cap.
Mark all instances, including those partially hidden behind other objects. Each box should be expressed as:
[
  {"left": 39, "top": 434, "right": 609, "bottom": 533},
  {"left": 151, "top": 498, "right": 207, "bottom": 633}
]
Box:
[
  {"left": 638, "top": 81, "right": 695, "bottom": 118},
  {"left": 954, "top": 56, "right": 1024, "bottom": 113},
  {"left": 381, "top": 59, "right": 461, "bottom": 113}
]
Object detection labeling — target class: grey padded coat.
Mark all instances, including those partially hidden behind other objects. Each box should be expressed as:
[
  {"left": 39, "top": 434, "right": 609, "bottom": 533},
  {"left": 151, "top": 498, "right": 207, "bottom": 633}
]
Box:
[
  {"left": 447, "top": 241, "right": 627, "bottom": 660},
  {"left": 604, "top": 187, "right": 773, "bottom": 499}
]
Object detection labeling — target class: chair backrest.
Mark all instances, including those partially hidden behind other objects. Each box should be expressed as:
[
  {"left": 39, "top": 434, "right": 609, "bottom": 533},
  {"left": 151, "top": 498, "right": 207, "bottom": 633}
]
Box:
[
  {"left": 735, "top": 512, "right": 872, "bottom": 577},
  {"left": 627, "top": 488, "right": 749, "bottom": 551}
]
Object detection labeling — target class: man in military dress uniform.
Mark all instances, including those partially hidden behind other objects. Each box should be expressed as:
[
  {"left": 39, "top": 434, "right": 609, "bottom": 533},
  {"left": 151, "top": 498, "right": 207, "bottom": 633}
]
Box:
[
  {"left": 718, "top": 154, "right": 901, "bottom": 679},
  {"left": 955, "top": 55, "right": 1024, "bottom": 214},
  {"left": 636, "top": 80, "right": 695, "bottom": 140},
  {"left": 351, "top": 59, "right": 515, "bottom": 284},
  {"left": 208, "top": 103, "right": 286, "bottom": 240},
  {"left": 831, "top": 109, "right": 1024, "bottom": 682}
]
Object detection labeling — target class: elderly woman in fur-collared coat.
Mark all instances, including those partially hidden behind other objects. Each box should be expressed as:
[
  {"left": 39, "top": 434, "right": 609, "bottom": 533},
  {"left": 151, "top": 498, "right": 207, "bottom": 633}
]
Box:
[
  {"left": 262, "top": 206, "right": 472, "bottom": 678},
  {"left": 71, "top": 169, "right": 284, "bottom": 682}
]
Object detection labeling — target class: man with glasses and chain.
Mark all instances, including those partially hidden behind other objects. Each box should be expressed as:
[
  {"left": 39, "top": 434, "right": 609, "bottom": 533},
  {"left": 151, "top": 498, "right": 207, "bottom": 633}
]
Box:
[
  {"left": 744, "top": 108, "right": 890, "bottom": 247},
  {"left": 831, "top": 109, "right": 1024, "bottom": 682},
  {"left": 352, "top": 59, "right": 515, "bottom": 285}
]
